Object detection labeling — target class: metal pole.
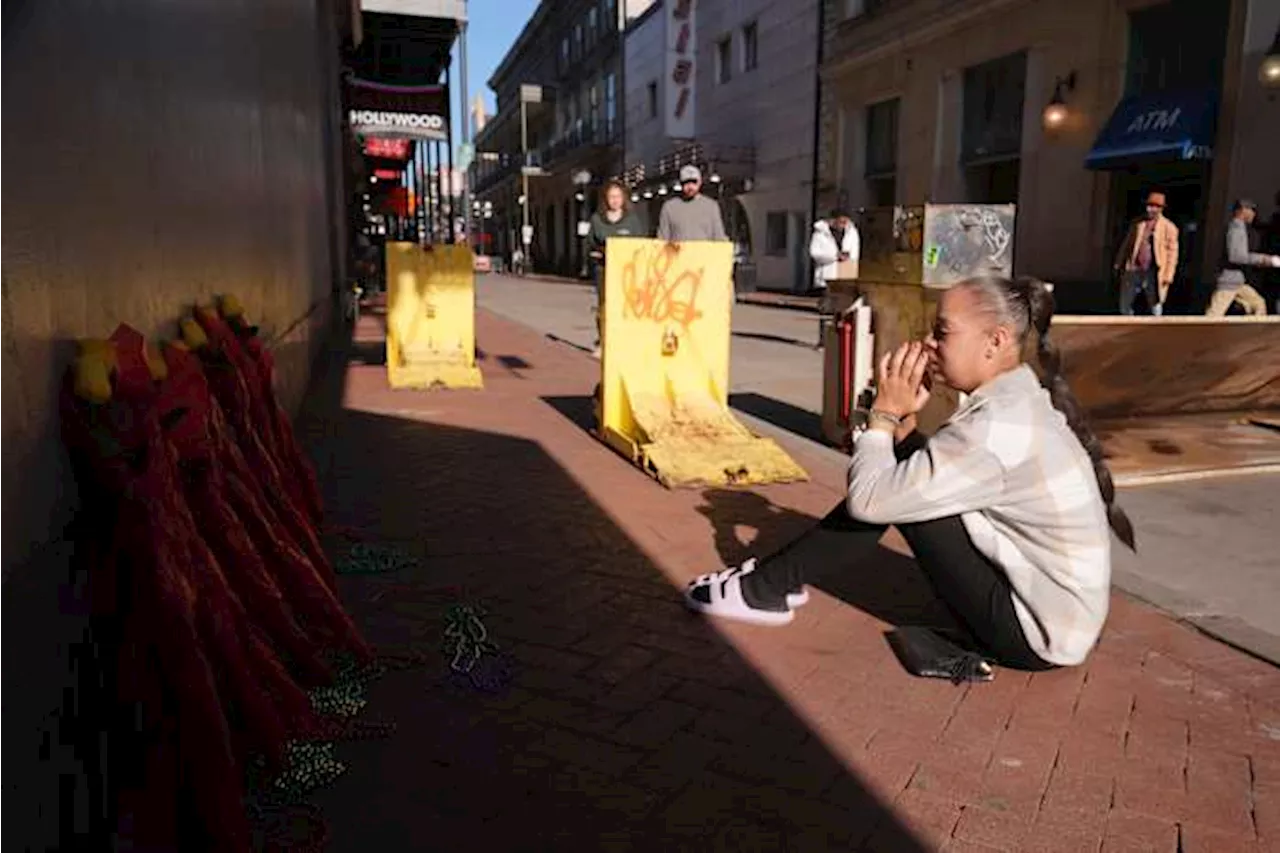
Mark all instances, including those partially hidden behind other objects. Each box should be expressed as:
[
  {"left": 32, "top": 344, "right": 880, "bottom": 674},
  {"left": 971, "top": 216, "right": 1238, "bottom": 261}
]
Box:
[
  {"left": 434, "top": 141, "right": 445, "bottom": 243},
  {"left": 521, "top": 99, "right": 530, "bottom": 253},
  {"left": 425, "top": 139, "right": 436, "bottom": 243},
  {"left": 458, "top": 19, "right": 471, "bottom": 245},
  {"left": 445, "top": 57, "right": 456, "bottom": 245},
  {"left": 416, "top": 140, "right": 427, "bottom": 246}
]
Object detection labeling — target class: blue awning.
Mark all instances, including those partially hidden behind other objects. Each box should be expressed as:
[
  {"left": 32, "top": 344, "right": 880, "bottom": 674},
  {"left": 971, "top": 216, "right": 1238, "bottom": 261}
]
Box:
[{"left": 1084, "top": 89, "right": 1219, "bottom": 171}]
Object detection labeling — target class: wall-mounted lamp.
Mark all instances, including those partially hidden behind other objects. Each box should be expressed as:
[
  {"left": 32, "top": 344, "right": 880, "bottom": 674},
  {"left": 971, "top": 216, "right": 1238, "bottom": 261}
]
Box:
[
  {"left": 1261, "top": 27, "right": 1280, "bottom": 88},
  {"left": 658, "top": 186, "right": 669, "bottom": 196},
  {"left": 709, "top": 173, "right": 722, "bottom": 184},
  {"left": 574, "top": 192, "right": 585, "bottom": 202},
  {"left": 643, "top": 190, "right": 654, "bottom": 199},
  {"left": 1042, "top": 71, "right": 1077, "bottom": 130},
  {"left": 630, "top": 193, "right": 640, "bottom": 202}
]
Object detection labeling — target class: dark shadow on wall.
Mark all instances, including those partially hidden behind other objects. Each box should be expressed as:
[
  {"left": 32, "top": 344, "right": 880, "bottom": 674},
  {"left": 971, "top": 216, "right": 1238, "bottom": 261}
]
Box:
[{"left": 290, "top": 345, "right": 934, "bottom": 851}]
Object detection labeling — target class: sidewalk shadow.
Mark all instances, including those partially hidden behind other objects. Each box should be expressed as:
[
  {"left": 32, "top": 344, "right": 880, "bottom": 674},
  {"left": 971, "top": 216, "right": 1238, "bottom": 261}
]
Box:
[
  {"left": 301, "top": 347, "right": 932, "bottom": 851},
  {"left": 697, "top": 489, "right": 959, "bottom": 632},
  {"left": 729, "top": 392, "right": 825, "bottom": 445}
]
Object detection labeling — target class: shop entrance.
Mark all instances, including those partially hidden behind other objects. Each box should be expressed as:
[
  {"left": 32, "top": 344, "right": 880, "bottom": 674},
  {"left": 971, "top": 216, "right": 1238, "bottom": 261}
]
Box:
[{"left": 1106, "top": 159, "right": 1213, "bottom": 314}]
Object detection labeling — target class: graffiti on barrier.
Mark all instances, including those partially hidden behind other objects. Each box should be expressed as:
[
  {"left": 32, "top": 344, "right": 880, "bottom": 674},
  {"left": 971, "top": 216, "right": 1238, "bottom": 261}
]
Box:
[{"left": 619, "top": 243, "right": 705, "bottom": 329}]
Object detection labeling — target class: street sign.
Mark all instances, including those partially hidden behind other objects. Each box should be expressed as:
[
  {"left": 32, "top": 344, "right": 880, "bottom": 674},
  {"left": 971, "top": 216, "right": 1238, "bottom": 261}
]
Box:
[
  {"left": 522, "top": 225, "right": 534, "bottom": 245},
  {"left": 458, "top": 143, "right": 475, "bottom": 172}
]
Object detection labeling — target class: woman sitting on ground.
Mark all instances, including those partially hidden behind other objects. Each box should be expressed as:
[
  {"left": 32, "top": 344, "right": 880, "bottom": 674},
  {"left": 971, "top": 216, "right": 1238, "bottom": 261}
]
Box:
[{"left": 685, "top": 276, "right": 1136, "bottom": 674}]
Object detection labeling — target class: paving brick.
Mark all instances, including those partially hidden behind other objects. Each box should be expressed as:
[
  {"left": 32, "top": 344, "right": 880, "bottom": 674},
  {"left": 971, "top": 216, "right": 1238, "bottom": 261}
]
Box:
[
  {"left": 607, "top": 699, "right": 700, "bottom": 749},
  {"left": 708, "top": 737, "right": 843, "bottom": 797},
  {"left": 1180, "top": 823, "right": 1266, "bottom": 853},
  {"left": 876, "top": 788, "right": 963, "bottom": 852},
  {"left": 1102, "top": 810, "right": 1178, "bottom": 852},
  {"left": 1115, "top": 757, "right": 1188, "bottom": 821},
  {"left": 526, "top": 728, "right": 644, "bottom": 778},
  {"left": 1041, "top": 769, "right": 1114, "bottom": 818},
  {"left": 1023, "top": 805, "right": 1107, "bottom": 853},
  {"left": 1254, "top": 781, "right": 1280, "bottom": 845},
  {"left": 953, "top": 805, "right": 1033, "bottom": 849}
]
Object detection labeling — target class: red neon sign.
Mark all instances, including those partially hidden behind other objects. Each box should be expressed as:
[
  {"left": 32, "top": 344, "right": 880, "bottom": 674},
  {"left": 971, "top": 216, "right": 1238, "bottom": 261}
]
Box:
[
  {"left": 373, "top": 168, "right": 403, "bottom": 181},
  {"left": 363, "top": 137, "right": 412, "bottom": 160}
]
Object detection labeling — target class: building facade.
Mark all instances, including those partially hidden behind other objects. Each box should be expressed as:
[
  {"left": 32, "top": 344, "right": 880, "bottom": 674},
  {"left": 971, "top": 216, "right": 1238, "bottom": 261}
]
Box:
[
  {"left": 472, "top": 0, "right": 626, "bottom": 276},
  {"left": 816, "top": 0, "right": 1280, "bottom": 312},
  {"left": 623, "top": 0, "right": 823, "bottom": 292}
]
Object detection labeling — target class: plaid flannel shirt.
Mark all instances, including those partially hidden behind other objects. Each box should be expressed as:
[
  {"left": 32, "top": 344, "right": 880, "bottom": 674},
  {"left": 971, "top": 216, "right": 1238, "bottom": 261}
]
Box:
[{"left": 848, "top": 365, "right": 1112, "bottom": 666}]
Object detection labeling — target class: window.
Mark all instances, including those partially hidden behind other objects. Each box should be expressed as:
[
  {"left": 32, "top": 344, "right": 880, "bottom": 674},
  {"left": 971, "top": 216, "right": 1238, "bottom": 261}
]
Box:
[
  {"left": 765, "top": 212, "right": 788, "bottom": 256},
  {"left": 961, "top": 51, "right": 1028, "bottom": 164},
  {"left": 560, "top": 37, "right": 570, "bottom": 72},
  {"left": 741, "top": 22, "right": 758, "bottom": 72},
  {"left": 588, "top": 7, "right": 598, "bottom": 38},
  {"left": 574, "top": 23, "right": 584, "bottom": 59},
  {"left": 588, "top": 79, "right": 600, "bottom": 137},
  {"left": 603, "top": 0, "right": 616, "bottom": 31},
  {"left": 845, "top": 0, "right": 886, "bottom": 18},
  {"left": 865, "top": 98, "right": 899, "bottom": 207},
  {"left": 605, "top": 72, "right": 618, "bottom": 137},
  {"left": 647, "top": 80, "right": 658, "bottom": 119},
  {"left": 864, "top": 98, "right": 898, "bottom": 178},
  {"left": 716, "top": 37, "right": 732, "bottom": 84}
]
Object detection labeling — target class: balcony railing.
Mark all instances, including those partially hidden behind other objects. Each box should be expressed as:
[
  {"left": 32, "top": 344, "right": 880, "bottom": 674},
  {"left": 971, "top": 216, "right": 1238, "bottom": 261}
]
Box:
[
  {"left": 473, "top": 151, "right": 545, "bottom": 195},
  {"left": 538, "top": 119, "right": 620, "bottom": 167}
]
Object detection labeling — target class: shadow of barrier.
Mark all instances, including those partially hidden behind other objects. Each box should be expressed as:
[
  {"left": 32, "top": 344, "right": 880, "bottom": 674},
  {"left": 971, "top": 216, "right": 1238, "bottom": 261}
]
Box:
[
  {"left": 385, "top": 242, "right": 483, "bottom": 390},
  {"left": 596, "top": 237, "right": 806, "bottom": 489},
  {"left": 820, "top": 278, "right": 1280, "bottom": 486}
]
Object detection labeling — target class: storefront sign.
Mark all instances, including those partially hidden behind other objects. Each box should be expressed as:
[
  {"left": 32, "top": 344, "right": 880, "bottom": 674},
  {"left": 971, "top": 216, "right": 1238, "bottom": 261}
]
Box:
[
  {"left": 664, "top": 0, "right": 696, "bottom": 139},
  {"left": 363, "top": 137, "right": 412, "bottom": 160},
  {"left": 345, "top": 76, "right": 450, "bottom": 141}
]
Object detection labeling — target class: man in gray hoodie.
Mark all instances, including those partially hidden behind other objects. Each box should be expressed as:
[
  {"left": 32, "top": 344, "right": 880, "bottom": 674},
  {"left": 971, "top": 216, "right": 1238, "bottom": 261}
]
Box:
[
  {"left": 1206, "top": 199, "right": 1280, "bottom": 316},
  {"left": 657, "top": 165, "right": 728, "bottom": 242}
]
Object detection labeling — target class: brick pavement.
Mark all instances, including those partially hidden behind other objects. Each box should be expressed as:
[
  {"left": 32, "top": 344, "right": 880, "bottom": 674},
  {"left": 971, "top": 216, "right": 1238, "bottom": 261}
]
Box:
[{"left": 297, "top": 308, "right": 1280, "bottom": 852}]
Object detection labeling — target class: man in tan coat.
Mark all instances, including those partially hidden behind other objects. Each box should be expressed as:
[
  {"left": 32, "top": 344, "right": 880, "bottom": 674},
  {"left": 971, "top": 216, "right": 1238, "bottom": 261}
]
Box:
[{"left": 1114, "top": 191, "right": 1180, "bottom": 315}]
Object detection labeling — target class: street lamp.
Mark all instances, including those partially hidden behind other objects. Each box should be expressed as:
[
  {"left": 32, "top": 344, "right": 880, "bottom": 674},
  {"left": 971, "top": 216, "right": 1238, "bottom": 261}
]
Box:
[
  {"left": 519, "top": 84, "right": 544, "bottom": 258},
  {"left": 1042, "top": 71, "right": 1077, "bottom": 130},
  {"left": 572, "top": 170, "right": 592, "bottom": 278},
  {"left": 1261, "top": 27, "right": 1280, "bottom": 88}
]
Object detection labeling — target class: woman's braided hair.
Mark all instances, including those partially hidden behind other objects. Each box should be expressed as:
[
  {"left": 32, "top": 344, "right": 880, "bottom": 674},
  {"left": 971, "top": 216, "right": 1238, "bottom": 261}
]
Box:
[{"left": 960, "top": 276, "right": 1137, "bottom": 551}]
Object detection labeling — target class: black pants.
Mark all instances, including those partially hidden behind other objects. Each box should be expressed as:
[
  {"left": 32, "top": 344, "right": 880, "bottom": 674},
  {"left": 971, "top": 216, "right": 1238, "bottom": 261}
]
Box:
[{"left": 742, "top": 503, "right": 1054, "bottom": 671}]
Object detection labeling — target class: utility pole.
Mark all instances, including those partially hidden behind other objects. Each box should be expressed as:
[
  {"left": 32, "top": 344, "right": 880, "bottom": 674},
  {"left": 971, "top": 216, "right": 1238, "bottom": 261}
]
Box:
[{"left": 458, "top": 17, "right": 471, "bottom": 244}]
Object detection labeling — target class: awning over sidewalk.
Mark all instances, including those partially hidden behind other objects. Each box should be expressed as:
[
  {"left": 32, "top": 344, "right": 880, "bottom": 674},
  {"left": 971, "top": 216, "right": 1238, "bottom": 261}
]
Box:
[{"left": 1084, "top": 89, "right": 1218, "bottom": 171}]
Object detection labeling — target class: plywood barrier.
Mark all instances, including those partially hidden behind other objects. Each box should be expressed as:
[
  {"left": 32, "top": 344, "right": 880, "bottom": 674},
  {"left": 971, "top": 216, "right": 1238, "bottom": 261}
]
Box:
[
  {"left": 597, "top": 237, "right": 806, "bottom": 489},
  {"left": 385, "top": 242, "right": 483, "bottom": 390}
]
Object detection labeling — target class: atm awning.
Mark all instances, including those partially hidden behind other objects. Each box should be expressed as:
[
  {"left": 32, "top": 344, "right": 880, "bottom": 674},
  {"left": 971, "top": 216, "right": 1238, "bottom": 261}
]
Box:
[{"left": 1084, "top": 89, "right": 1218, "bottom": 171}]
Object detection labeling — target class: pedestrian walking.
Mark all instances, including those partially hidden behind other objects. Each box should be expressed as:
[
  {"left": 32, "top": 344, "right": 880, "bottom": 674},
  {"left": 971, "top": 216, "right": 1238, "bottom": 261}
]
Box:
[
  {"left": 656, "top": 166, "right": 728, "bottom": 243},
  {"left": 1114, "top": 191, "right": 1179, "bottom": 315},
  {"left": 1205, "top": 199, "right": 1280, "bottom": 317},
  {"left": 685, "top": 276, "right": 1135, "bottom": 678},
  {"left": 586, "top": 180, "right": 648, "bottom": 359}
]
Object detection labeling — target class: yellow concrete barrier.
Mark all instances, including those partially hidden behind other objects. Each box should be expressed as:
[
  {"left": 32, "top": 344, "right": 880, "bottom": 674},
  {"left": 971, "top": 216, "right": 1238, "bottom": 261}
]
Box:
[
  {"left": 385, "top": 242, "right": 483, "bottom": 390},
  {"left": 597, "top": 237, "right": 806, "bottom": 488}
]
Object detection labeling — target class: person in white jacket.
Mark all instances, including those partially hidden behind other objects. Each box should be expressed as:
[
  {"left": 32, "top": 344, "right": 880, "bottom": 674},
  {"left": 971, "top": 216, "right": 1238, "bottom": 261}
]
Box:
[{"left": 810, "top": 210, "right": 860, "bottom": 292}]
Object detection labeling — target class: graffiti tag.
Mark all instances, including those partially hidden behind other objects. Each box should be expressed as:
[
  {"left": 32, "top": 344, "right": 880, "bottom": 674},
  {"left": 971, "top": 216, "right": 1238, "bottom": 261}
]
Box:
[{"left": 620, "top": 244, "right": 705, "bottom": 328}]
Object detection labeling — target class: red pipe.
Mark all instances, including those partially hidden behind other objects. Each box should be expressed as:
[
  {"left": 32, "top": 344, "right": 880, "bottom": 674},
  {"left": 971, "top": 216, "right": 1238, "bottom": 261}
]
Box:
[{"left": 838, "top": 316, "right": 854, "bottom": 424}]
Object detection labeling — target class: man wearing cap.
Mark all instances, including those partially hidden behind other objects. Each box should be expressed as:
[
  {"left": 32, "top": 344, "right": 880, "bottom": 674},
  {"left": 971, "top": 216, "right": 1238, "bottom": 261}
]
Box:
[
  {"left": 1114, "top": 191, "right": 1179, "bottom": 315},
  {"left": 1206, "top": 199, "right": 1280, "bottom": 316},
  {"left": 657, "top": 165, "right": 729, "bottom": 243}
]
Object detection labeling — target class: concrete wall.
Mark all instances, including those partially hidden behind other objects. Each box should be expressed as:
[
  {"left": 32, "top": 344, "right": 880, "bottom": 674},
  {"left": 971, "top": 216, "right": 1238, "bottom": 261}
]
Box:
[
  {"left": 697, "top": 0, "right": 820, "bottom": 292},
  {"left": 1, "top": 0, "right": 343, "bottom": 844}
]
